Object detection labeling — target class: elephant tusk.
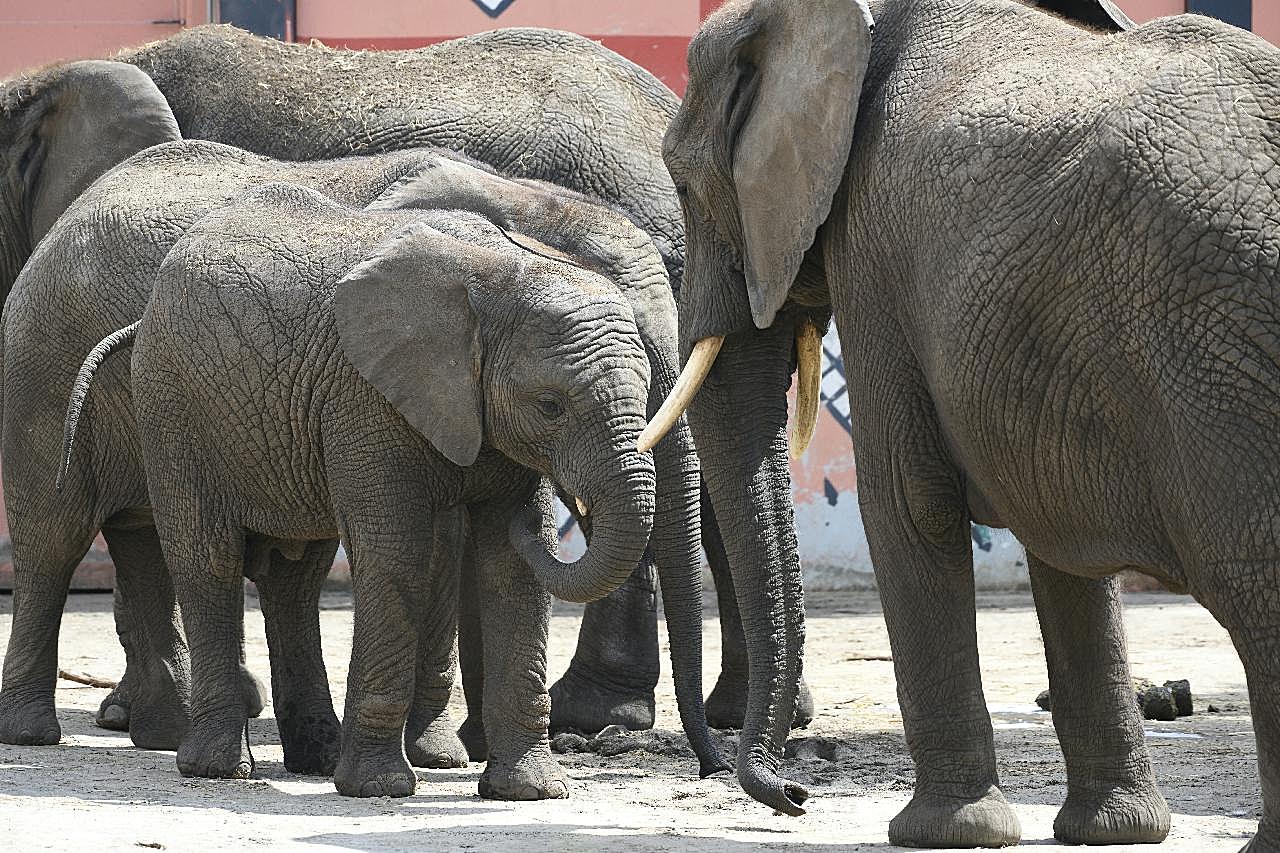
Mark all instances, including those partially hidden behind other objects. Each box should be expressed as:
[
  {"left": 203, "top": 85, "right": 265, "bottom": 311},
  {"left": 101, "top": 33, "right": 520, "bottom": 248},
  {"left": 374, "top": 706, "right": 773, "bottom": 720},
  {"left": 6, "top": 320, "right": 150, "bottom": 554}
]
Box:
[
  {"left": 636, "top": 336, "right": 725, "bottom": 452},
  {"left": 575, "top": 497, "right": 589, "bottom": 517},
  {"left": 789, "top": 321, "right": 822, "bottom": 459}
]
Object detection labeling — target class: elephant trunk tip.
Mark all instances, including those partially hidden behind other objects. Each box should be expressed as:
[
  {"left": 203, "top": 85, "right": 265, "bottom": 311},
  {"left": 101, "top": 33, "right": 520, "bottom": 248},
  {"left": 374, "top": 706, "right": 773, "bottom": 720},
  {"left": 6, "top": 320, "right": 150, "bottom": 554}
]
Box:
[
  {"left": 699, "top": 753, "right": 733, "bottom": 779},
  {"left": 741, "top": 763, "right": 810, "bottom": 817}
]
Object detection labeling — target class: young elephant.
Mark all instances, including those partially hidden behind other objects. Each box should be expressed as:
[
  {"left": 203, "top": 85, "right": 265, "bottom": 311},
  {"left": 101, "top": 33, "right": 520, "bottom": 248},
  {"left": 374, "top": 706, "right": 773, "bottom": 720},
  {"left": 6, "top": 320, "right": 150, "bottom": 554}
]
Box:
[{"left": 73, "top": 184, "right": 670, "bottom": 798}]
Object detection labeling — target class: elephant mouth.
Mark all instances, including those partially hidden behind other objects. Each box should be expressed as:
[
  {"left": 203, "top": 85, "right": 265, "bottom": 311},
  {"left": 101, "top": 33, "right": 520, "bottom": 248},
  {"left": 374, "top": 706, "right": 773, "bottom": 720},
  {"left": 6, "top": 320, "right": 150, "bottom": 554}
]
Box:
[{"left": 637, "top": 319, "right": 823, "bottom": 457}]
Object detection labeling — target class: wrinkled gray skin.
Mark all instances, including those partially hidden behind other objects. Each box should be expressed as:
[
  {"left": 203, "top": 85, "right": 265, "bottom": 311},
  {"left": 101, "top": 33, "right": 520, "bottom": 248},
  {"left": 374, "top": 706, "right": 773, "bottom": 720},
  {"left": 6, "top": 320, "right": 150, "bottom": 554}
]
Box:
[
  {"left": 668, "top": 0, "right": 1280, "bottom": 849},
  {"left": 5, "top": 138, "right": 725, "bottom": 792},
  {"left": 107, "top": 180, "right": 667, "bottom": 800},
  {"left": 0, "top": 59, "right": 275, "bottom": 737},
  {"left": 112, "top": 24, "right": 810, "bottom": 736}
]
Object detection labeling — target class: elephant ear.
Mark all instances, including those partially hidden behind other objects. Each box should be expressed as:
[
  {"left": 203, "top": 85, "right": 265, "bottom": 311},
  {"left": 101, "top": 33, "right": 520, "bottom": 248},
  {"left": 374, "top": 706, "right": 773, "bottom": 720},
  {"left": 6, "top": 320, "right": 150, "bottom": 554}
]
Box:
[
  {"left": 730, "top": 0, "right": 873, "bottom": 329},
  {"left": 1024, "top": 0, "right": 1134, "bottom": 31},
  {"left": 18, "top": 60, "right": 180, "bottom": 243},
  {"left": 334, "top": 221, "right": 484, "bottom": 467}
]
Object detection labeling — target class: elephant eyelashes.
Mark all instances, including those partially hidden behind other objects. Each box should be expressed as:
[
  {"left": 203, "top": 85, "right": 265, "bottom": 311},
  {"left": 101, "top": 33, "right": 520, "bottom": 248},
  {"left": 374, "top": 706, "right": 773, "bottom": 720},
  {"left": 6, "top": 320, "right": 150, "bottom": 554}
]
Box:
[{"left": 533, "top": 395, "right": 565, "bottom": 420}]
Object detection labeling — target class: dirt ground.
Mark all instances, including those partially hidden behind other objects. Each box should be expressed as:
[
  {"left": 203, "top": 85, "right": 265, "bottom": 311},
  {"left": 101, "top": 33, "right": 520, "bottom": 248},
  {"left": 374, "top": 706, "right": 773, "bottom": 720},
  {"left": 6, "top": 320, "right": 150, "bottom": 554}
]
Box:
[{"left": 0, "top": 588, "right": 1262, "bottom": 852}]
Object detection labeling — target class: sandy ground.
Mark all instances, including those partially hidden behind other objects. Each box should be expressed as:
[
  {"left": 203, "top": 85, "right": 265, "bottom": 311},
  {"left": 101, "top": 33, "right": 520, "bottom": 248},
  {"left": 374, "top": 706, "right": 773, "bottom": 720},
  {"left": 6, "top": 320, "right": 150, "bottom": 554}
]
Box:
[{"left": 0, "top": 588, "right": 1262, "bottom": 852}]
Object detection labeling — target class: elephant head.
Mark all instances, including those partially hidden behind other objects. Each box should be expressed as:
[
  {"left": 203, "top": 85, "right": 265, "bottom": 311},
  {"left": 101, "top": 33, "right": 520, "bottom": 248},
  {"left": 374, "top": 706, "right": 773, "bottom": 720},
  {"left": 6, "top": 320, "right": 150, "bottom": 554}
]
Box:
[
  {"left": 0, "top": 60, "right": 179, "bottom": 296},
  {"left": 366, "top": 156, "right": 729, "bottom": 777},
  {"left": 334, "top": 215, "right": 657, "bottom": 605}
]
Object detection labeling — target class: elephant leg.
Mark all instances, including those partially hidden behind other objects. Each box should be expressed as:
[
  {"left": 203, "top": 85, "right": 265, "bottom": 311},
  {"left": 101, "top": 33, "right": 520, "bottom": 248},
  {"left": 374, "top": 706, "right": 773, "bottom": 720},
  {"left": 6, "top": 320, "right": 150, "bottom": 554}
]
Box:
[
  {"left": 854, "top": 397, "right": 1018, "bottom": 846},
  {"left": 457, "top": 529, "right": 488, "bottom": 762},
  {"left": 1028, "top": 555, "right": 1169, "bottom": 844},
  {"left": 405, "top": 510, "right": 468, "bottom": 770},
  {"left": 252, "top": 538, "right": 342, "bottom": 776},
  {"left": 158, "top": 512, "right": 253, "bottom": 780},
  {"left": 471, "top": 492, "right": 568, "bottom": 801},
  {"left": 549, "top": 554, "right": 658, "bottom": 734},
  {"left": 1198, "top": 567, "right": 1280, "bottom": 853},
  {"left": 96, "top": 587, "right": 135, "bottom": 731},
  {"left": 702, "top": 489, "right": 814, "bottom": 730},
  {"left": 0, "top": 518, "right": 97, "bottom": 746},
  {"left": 99, "top": 524, "right": 191, "bottom": 751}
]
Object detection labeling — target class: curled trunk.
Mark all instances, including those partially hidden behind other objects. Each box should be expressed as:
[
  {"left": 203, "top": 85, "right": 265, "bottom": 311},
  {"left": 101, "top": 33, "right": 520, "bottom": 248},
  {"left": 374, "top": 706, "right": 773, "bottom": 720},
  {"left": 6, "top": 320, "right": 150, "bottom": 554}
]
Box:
[{"left": 509, "top": 452, "right": 655, "bottom": 604}]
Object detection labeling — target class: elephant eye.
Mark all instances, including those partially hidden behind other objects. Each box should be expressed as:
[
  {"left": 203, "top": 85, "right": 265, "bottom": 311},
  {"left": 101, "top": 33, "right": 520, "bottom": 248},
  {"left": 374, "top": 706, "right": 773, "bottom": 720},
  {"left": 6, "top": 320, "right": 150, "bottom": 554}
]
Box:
[{"left": 534, "top": 395, "right": 565, "bottom": 420}]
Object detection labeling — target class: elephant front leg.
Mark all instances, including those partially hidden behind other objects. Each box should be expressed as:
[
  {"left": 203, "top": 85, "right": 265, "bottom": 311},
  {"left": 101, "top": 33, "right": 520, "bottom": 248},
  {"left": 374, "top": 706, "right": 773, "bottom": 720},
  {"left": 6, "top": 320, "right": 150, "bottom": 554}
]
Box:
[
  {"left": 253, "top": 538, "right": 342, "bottom": 776},
  {"left": 100, "top": 525, "right": 192, "bottom": 751},
  {"left": 549, "top": 555, "right": 659, "bottom": 734},
  {"left": 857, "top": 441, "right": 1019, "bottom": 847},
  {"left": 1029, "top": 555, "right": 1169, "bottom": 844},
  {"left": 471, "top": 494, "right": 568, "bottom": 801},
  {"left": 1198, "top": 567, "right": 1280, "bottom": 853}
]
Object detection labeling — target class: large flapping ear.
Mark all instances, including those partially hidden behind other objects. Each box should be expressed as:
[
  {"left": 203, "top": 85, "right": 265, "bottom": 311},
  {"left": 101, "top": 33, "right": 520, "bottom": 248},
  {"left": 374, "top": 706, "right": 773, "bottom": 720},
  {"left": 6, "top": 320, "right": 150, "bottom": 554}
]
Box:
[
  {"left": 729, "top": 0, "right": 873, "bottom": 329},
  {"left": 334, "top": 221, "right": 485, "bottom": 467},
  {"left": 1024, "top": 0, "right": 1134, "bottom": 32},
  {"left": 21, "top": 61, "right": 180, "bottom": 242}
]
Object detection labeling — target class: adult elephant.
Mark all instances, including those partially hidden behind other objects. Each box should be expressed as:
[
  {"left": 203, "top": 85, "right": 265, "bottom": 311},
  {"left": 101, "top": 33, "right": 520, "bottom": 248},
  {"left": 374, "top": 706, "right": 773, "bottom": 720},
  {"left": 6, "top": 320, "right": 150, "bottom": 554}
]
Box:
[
  {"left": 647, "top": 0, "right": 1280, "bottom": 849},
  {"left": 107, "top": 24, "right": 808, "bottom": 736}
]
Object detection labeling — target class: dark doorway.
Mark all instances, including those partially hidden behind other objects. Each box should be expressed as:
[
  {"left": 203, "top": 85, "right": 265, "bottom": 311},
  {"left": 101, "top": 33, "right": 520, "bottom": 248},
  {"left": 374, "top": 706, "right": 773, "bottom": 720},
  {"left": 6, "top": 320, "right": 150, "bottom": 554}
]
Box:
[
  {"left": 1186, "top": 0, "right": 1251, "bottom": 29},
  {"left": 215, "top": 0, "right": 296, "bottom": 41}
]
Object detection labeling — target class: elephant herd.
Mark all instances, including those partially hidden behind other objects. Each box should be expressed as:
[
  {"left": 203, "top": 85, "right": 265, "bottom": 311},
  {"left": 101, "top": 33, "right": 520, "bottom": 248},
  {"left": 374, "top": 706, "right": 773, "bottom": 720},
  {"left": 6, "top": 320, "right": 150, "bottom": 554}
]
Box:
[{"left": 1, "top": 0, "right": 1280, "bottom": 849}]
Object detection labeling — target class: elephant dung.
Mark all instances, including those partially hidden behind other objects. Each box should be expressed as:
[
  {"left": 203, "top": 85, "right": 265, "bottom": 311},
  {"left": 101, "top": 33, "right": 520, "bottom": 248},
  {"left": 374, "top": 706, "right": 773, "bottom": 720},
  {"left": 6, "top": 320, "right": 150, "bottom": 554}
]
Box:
[{"left": 1033, "top": 678, "right": 1193, "bottom": 720}]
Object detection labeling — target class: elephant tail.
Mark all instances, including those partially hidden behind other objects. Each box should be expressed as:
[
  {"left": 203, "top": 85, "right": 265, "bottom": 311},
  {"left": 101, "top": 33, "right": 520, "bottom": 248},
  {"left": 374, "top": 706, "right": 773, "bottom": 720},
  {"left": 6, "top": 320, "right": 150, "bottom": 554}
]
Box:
[{"left": 58, "top": 321, "right": 140, "bottom": 491}]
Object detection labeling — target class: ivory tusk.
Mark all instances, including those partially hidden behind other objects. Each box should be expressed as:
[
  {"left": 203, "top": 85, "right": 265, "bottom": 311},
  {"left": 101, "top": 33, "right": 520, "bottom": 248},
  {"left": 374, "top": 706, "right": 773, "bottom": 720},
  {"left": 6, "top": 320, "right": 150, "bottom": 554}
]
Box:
[
  {"left": 789, "top": 321, "right": 822, "bottom": 459},
  {"left": 636, "top": 336, "right": 725, "bottom": 452},
  {"left": 575, "top": 497, "right": 588, "bottom": 517}
]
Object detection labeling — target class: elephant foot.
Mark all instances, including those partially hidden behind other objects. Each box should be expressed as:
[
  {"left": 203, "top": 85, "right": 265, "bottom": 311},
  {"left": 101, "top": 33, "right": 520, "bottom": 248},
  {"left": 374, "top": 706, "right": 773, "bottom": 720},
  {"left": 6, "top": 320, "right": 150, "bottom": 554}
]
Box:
[
  {"left": 334, "top": 747, "right": 416, "bottom": 798},
  {"left": 888, "top": 785, "right": 1021, "bottom": 848},
  {"left": 0, "top": 691, "right": 60, "bottom": 745},
  {"left": 458, "top": 714, "right": 489, "bottom": 762},
  {"left": 406, "top": 713, "right": 469, "bottom": 769},
  {"left": 1054, "top": 781, "right": 1170, "bottom": 845},
  {"left": 278, "top": 703, "right": 341, "bottom": 776},
  {"left": 1242, "top": 829, "right": 1280, "bottom": 853},
  {"left": 478, "top": 748, "right": 569, "bottom": 801},
  {"left": 705, "top": 670, "right": 814, "bottom": 730},
  {"left": 96, "top": 677, "right": 131, "bottom": 731},
  {"left": 549, "top": 668, "right": 654, "bottom": 734},
  {"left": 239, "top": 665, "right": 267, "bottom": 719},
  {"left": 125, "top": 663, "right": 190, "bottom": 751},
  {"left": 176, "top": 714, "right": 251, "bottom": 779}
]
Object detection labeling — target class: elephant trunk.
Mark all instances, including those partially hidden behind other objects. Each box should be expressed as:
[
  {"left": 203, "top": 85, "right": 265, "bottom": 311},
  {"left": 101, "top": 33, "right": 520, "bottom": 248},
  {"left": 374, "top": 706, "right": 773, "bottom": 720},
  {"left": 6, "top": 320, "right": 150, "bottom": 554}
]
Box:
[
  {"left": 510, "top": 449, "right": 655, "bottom": 604},
  {"left": 686, "top": 321, "right": 808, "bottom": 816},
  {"left": 644, "top": 345, "right": 731, "bottom": 778}
]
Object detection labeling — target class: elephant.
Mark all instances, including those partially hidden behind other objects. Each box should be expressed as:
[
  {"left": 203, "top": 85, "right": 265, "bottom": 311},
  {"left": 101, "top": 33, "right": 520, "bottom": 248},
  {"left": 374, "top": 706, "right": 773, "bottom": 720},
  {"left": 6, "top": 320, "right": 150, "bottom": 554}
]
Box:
[
  {"left": 644, "top": 0, "right": 1280, "bottom": 848},
  {"left": 59, "top": 174, "right": 710, "bottom": 799},
  {"left": 107, "top": 24, "right": 814, "bottom": 734},
  {"left": 3, "top": 135, "right": 726, "bottom": 791}
]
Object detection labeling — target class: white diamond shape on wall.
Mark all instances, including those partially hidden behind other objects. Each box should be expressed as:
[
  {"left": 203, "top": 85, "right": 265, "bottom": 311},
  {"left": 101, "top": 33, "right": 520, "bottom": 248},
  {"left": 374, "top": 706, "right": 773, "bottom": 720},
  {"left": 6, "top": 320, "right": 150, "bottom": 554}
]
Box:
[{"left": 472, "top": 0, "right": 517, "bottom": 17}]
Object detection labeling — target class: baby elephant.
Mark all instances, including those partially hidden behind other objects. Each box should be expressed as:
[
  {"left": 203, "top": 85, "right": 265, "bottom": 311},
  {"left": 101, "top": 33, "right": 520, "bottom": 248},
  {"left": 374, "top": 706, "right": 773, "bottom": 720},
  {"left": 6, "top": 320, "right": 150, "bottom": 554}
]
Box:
[{"left": 63, "top": 182, "right": 710, "bottom": 799}]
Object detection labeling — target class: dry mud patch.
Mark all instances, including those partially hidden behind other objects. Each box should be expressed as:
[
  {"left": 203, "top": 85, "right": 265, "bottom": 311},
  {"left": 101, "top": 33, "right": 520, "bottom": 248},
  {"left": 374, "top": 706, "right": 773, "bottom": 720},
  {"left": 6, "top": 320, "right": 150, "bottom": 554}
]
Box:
[{"left": 0, "top": 590, "right": 1261, "bottom": 851}]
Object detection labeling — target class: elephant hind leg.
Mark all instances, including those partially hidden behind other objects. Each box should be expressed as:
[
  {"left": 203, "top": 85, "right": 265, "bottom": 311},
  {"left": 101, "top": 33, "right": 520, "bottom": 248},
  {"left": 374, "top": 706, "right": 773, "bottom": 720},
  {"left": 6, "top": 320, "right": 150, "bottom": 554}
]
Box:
[
  {"left": 252, "top": 537, "right": 341, "bottom": 776},
  {"left": 0, "top": 518, "right": 98, "bottom": 746},
  {"left": 1028, "top": 555, "right": 1169, "bottom": 844},
  {"left": 406, "top": 510, "right": 468, "bottom": 770},
  {"left": 457, "top": 529, "right": 488, "bottom": 763},
  {"left": 100, "top": 523, "right": 192, "bottom": 751}
]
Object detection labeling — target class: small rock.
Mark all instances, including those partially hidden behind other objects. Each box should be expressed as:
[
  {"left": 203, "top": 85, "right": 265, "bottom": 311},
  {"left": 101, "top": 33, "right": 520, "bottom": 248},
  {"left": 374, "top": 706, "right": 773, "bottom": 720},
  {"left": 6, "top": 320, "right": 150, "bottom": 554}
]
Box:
[
  {"left": 550, "top": 732, "right": 589, "bottom": 754},
  {"left": 1035, "top": 689, "right": 1052, "bottom": 712},
  {"left": 1208, "top": 704, "right": 1220, "bottom": 713},
  {"left": 1163, "top": 680, "right": 1193, "bottom": 716},
  {"left": 1138, "top": 684, "right": 1178, "bottom": 721}
]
